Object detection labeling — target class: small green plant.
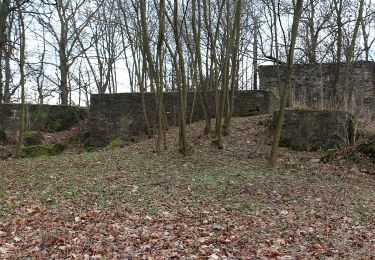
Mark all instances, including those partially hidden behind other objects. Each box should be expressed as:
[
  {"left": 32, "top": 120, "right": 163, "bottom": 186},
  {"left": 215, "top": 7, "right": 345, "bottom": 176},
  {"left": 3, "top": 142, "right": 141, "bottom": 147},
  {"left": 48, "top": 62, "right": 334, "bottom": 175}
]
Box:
[
  {"left": 49, "top": 143, "right": 65, "bottom": 156},
  {"left": 107, "top": 137, "right": 124, "bottom": 148},
  {"left": 83, "top": 137, "right": 95, "bottom": 152},
  {"left": 241, "top": 202, "right": 251, "bottom": 210},
  {"left": 0, "top": 146, "right": 12, "bottom": 159},
  {"left": 321, "top": 148, "right": 336, "bottom": 162},
  {"left": 67, "top": 134, "right": 80, "bottom": 146},
  {"left": 22, "top": 145, "right": 50, "bottom": 158},
  {"left": 21, "top": 143, "right": 65, "bottom": 158},
  {"left": 23, "top": 131, "right": 43, "bottom": 146}
]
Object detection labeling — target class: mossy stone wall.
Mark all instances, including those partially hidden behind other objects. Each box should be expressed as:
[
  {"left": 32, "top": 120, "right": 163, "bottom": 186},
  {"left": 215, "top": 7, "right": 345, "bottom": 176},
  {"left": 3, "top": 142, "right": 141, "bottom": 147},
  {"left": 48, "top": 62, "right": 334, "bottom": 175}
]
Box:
[
  {"left": 0, "top": 104, "right": 86, "bottom": 133},
  {"left": 259, "top": 61, "right": 375, "bottom": 120},
  {"left": 273, "top": 109, "right": 357, "bottom": 151},
  {"left": 90, "top": 90, "right": 278, "bottom": 146}
]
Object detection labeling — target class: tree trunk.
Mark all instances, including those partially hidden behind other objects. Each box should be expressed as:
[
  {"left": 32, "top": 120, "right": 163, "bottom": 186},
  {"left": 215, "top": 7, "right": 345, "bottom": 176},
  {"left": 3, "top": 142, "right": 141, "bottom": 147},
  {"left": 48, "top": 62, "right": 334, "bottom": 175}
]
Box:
[
  {"left": 192, "top": 0, "right": 210, "bottom": 135},
  {"left": 253, "top": 14, "right": 258, "bottom": 90},
  {"left": 0, "top": 1, "right": 10, "bottom": 104},
  {"left": 270, "top": 0, "right": 303, "bottom": 166},
  {"left": 333, "top": 0, "right": 343, "bottom": 108},
  {"left": 224, "top": 0, "right": 242, "bottom": 135},
  {"left": 272, "top": 0, "right": 282, "bottom": 96},
  {"left": 15, "top": 0, "right": 26, "bottom": 158},
  {"left": 339, "top": 0, "right": 364, "bottom": 110},
  {"left": 139, "top": 0, "right": 165, "bottom": 154}
]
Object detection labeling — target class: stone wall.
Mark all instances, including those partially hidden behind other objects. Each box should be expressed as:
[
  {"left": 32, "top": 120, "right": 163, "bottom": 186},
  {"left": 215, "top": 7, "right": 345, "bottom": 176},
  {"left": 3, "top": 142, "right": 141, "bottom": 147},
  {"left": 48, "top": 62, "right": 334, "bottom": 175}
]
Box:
[
  {"left": 273, "top": 109, "right": 356, "bottom": 151},
  {"left": 0, "top": 104, "right": 86, "bottom": 133},
  {"left": 258, "top": 61, "right": 375, "bottom": 119},
  {"left": 90, "top": 90, "right": 277, "bottom": 146}
]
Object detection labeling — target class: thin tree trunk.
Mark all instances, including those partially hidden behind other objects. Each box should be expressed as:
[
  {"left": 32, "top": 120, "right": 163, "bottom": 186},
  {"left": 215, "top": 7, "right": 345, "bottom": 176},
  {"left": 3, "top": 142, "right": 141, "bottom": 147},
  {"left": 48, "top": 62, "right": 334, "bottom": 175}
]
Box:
[
  {"left": 270, "top": 0, "right": 303, "bottom": 166},
  {"left": 139, "top": 0, "right": 165, "bottom": 153},
  {"left": 272, "top": 0, "right": 282, "bottom": 96},
  {"left": 224, "top": 0, "right": 242, "bottom": 135},
  {"left": 0, "top": 1, "right": 10, "bottom": 104},
  {"left": 333, "top": 0, "right": 343, "bottom": 108},
  {"left": 15, "top": 0, "right": 26, "bottom": 158},
  {"left": 170, "top": 0, "right": 190, "bottom": 155},
  {"left": 339, "top": 0, "right": 364, "bottom": 110},
  {"left": 253, "top": 14, "right": 258, "bottom": 90},
  {"left": 192, "top": 0, "right": 211, "bottom": 135}
]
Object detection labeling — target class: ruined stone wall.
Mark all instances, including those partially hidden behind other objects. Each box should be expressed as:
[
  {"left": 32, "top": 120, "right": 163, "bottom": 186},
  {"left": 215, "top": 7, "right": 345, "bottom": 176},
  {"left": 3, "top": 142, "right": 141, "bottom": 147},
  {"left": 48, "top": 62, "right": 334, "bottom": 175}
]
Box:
[
  {"left": 0, "top": 104, "right": 86, "bottom": 133},
  {"left": 89, "top": 90, "right": 277, "bottom": 146},
  {"left": 258, "top": 61, "right": 375, "bottom": 119}
]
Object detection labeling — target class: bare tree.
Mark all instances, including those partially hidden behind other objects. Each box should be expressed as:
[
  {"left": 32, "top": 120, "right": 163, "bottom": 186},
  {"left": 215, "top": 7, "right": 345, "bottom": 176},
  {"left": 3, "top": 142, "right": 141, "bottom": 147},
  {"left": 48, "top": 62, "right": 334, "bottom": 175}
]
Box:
[
  {"left": 339, "top": 0, "right": 365, "bottom": 110},
  {"left": 270, "top": 0, "right": 304, "bottom": 166},
  {"left": 15, "top": 0, "right": 26, "bottom": 158},
  {"left": 139, "top": 0, "right": 166, "bottom": 153},
  {"left": 36, "top": 0, "right": 101, "bottom": 105},
  {"left": 0, "top": 0, "right": 11, "bottom": 104}
]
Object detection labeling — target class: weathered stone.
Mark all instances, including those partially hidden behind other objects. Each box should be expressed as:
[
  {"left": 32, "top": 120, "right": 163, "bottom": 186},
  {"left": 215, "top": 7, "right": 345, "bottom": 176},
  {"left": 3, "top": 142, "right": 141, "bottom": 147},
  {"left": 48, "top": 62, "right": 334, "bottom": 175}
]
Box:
[
  {"left": 273, "top": 109, "right": 357, "bottom": 151},
  {"left": 259, "top": 61, "right": 375, "bottom": 120},
  {"left": 358, "top": 134, "right": 375, "bottom": 158},
  {"left": 89, "top": 90, "right": 278, "bottom": 146},
  {"left": 0, "top": 104, "right": 86, "bottom": 133}
]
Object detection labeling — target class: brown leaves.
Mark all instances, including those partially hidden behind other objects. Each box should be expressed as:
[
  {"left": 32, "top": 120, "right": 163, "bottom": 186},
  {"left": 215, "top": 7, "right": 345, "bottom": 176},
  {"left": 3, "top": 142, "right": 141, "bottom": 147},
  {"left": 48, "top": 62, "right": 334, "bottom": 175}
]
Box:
[{"left": 1, "top": 115, "right": 375, "bottom": 258}]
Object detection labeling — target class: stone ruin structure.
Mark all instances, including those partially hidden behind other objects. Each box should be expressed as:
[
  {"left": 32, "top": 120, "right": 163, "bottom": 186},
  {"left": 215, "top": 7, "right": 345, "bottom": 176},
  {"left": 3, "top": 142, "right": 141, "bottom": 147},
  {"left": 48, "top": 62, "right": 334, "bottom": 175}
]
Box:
[
  {"left": 273, "top": 109, "right": 357, "bottom": 151},
  {"left": 89, "top": 90, "right": 277, "bottom": 146},
  {"left": 0, "top": 104, "right": 86, "bottom": 133},
  {"left": 258, "top": 61, "right": 375, "bottom": 120}
]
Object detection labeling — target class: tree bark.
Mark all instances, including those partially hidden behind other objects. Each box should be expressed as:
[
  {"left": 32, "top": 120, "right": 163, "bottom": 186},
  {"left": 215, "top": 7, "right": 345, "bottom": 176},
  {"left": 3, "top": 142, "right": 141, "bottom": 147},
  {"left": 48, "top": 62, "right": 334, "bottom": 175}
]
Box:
[
  {"left": 339, "top": 0, "right": 364, "bottom": 110},
  {"left": 0, "top": 1, "right": 11, "bottom": 104},
  {"left": 15, "top": 0, "right": 26, "bottom": 158},
  {"left": 270, "top": 0, "right": 303, "bottom": 166}
]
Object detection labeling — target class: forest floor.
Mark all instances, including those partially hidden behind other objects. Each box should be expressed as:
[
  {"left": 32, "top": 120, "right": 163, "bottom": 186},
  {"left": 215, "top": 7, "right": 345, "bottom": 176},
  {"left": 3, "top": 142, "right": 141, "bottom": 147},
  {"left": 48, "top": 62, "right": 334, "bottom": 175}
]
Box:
[{"left": 0, "top": 115, "right": 375, "bottom": 259}]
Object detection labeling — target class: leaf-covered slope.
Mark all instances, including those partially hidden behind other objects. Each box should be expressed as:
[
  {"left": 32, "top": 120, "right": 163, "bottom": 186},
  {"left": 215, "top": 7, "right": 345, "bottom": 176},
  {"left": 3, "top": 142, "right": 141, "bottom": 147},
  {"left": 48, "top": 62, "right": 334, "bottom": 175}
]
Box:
[{"left": 0, "top": 115, "right": 374, "bottom": 258}]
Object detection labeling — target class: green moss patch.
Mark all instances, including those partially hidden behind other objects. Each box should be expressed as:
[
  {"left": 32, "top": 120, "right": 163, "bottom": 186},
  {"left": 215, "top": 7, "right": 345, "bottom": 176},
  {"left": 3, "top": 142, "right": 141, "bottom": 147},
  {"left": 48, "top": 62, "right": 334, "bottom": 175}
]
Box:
[
  {"left": 107, "top": 137, "right": 124, "bottom": 148},
  {"left": 45, "top": 107, "right": 85, "bottom": 132},
  {"left": 23, "top": 131, "right": 43, "bottom": 146},
  {"left": 0, "top": 146, "right": 12, "bottom": 159},
  {"left": 21, "top": 143, "right": 65, "bottom": 158},
  {"left": 66, "top": 134, "right": 80, "bottom": 146},
  {"left": 49, "top": 143, "right": 65, "bottom": 156}
]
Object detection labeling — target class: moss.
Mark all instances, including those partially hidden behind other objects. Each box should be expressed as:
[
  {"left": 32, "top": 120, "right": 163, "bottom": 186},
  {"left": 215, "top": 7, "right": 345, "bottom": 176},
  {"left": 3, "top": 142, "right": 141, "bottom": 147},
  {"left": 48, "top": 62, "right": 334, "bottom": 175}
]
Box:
[
  {"left": 83, "top": 137, "right": 94, "bottom": 152},
  {"left": 45, "top": 107, "right": 85, "bottom": 132},
  {"left": 23, "top": 131, "right": 43, "bottom": 146},
  {"left": 50, "top": 143, "right": 65, "bottom": 156},
  {"left": 67, "top": 134, "right": 80, "bottom": 146},
  {"left": 0, "top": 146, "right": 12, "bottom": 159},
  {"left": 22, "top": 145, "right": 51, "bottom": 158},
  {"left": 21, "top": 143, "right": 65, "bottom": 158},
  {"left": 107, "top": 137, "right": 124, "bottom": 148}
]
